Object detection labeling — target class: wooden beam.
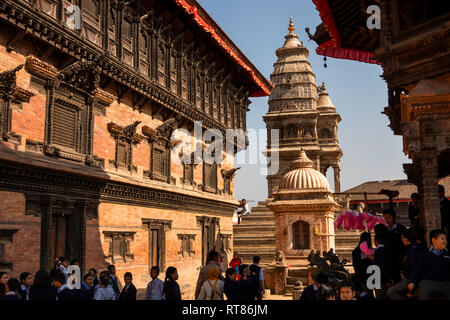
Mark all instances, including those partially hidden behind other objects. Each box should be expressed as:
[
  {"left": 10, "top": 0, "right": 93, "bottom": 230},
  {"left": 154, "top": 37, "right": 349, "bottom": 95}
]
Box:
[
  {"left": 117, "top": 87, "right": 131, "bottom": 104},
  {"left": 6, "top": 30, "right": 26, "bottom": 52}
]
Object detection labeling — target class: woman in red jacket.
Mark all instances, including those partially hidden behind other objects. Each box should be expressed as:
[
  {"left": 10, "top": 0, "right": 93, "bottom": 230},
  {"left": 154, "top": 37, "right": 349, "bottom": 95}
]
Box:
[{"left": 229, "top": 252, "right": 242, "bottom": 280}]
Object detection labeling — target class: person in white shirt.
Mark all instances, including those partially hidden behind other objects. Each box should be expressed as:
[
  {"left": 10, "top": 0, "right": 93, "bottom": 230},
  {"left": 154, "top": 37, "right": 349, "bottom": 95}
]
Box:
[
  {"left": 198, "top": 267, "right": 224, "bottom": 300},
  {"left": 146, "top": 266, "right": 164, "bottom": 300},
  {"left": 236, "top": 199, "right": 250, "bottom": 224}
]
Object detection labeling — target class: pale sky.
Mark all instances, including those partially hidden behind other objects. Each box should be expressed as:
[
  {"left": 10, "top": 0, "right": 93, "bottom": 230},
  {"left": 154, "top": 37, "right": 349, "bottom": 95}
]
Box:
[{"left": 198, "top": 0, "right": 411, "bottom": 205}]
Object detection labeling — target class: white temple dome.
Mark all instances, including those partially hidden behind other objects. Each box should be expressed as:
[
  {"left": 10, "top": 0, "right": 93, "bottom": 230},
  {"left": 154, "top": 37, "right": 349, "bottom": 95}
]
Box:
[{"left": 278, "top": 149, "right": 331, "bottom": 192}]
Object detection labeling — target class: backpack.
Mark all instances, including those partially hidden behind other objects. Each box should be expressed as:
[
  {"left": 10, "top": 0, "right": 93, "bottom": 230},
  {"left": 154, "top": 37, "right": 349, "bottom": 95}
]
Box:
[{"left": 248, "top": 265, "right": 261, "bottom": 295}]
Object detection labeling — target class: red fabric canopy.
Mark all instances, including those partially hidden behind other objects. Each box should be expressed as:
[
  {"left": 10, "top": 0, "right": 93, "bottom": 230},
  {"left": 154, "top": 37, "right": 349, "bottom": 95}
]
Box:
[
  {"left": 173, "top": 0, "right": 271, "bottom": 97},
  {"left": 312, "top": 0, "right": 381, "bottom": 65}
]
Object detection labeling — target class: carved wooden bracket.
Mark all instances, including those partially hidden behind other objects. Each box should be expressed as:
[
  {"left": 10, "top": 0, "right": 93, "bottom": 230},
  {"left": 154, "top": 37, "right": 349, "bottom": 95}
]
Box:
[{"left": 107, "top": 121, "right": 145, "bottom": 144}]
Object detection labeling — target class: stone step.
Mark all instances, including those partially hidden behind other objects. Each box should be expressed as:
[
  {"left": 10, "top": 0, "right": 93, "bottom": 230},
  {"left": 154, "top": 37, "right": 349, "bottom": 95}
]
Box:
[
  {"left": 234, "top": 240, "right": 276, "bottom": 247},
  {"left": 288, "top": 268, "right": 309, "bottom": 278},
  {"left": 286, "top": 276, "right": 308, "bottom": 286}
]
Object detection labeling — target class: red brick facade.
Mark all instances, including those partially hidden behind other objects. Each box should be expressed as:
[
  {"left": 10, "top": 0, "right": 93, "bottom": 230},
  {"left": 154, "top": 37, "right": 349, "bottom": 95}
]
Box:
[{"left": 0, "top": 0, "right": 269, "bottom": 299}]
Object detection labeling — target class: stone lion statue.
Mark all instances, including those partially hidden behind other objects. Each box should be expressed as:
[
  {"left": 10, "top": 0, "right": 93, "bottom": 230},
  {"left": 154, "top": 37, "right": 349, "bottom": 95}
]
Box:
[{"left": 272, "top": 250, "right": 287, "bottom": 265}]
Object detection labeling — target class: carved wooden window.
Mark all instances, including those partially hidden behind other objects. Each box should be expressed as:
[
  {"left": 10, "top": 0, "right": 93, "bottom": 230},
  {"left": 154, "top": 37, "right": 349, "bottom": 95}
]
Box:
[
  {"left": 221, "top": 89, "right": 227, "bottom": 125},
  {"left": 103, "top": 231, "right": 135, "bottom": 264},
  {"left": 236, "top": 104, "right": 241, "bottom": 129},
  {"left": 139, "top": 29, "right": 150, "bottom": 75},
  {"left": 158, "top": 43, "right": 167, "bottom": 87},
  {"left": 0, "top": 99, "right": 11, "bottom": 138},
  {"left": 203, "top": 161, "right": 217, "bottom": 193},
  {"left": 292, "top": 221, "right": 310, "bottom": 249},
  {"left": 107, "top": 7, "right": 117, "bottom": 56},
  {"left": 205, "top": 78, "right": 211, "bottom": 115},
  {"left": 116, "top": 140, "right": 129, "bottom": 165},
  {"left": 82, "top": 0, "right": 102, "bottom": 47},
  {"left": 212, "top": 85, "right": 218, "bottom": 120},
  {"left": 47, "top": 86, "right": 89, "bottom": 156},
  {"left": 220, "top": 234, "right": 232, "bottom": 254},
  {"left": 181, "top": 61, "right": 189, "bottom": 101},
  {"left": 151, "top": 140, "right": 170, "bottom": 182},
  {"left": 142, "top": 219, "right": 171, "bottom": 273},
  {"left": 195, "top": 73, "right": 202, "bottom": 109},
  {"left": 228, "top": 95, "right": 234, "bottom": 128},
  {"left": 122, "top": 17, "right": 134, "bottom": 66},
  {"left": 107, "top": 121, "right": 143, "bottom": 171},
  {"left": 37, "top": 0, "right": 58, "bottom": 19},
  {"left": 177, "top": 234, "right": 196, "bottom": 258},
  {"left": 224, "top": 177, "right": 231, "bottom": 195},
  {"left": 169, "top": 52, "right": 178, "bottom": 94},
  {"left": 0, "top": 229, "right": 18, "bottom": 273},
  {"left": 182, "top": 153, "right": 195, "bottom": 185}
]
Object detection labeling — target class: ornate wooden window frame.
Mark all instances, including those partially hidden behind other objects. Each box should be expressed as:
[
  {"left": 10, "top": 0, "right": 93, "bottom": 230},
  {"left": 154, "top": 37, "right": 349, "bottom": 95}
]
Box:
[
  {"left": 142, "top": 118, "right": 178, "bottom": 184},
  {"left": 220, "top": 233, "right": 232, "bottom": 255},
  {"left": 142, "top": 218, "right": 172, "bottom": 274},
  {"left": 107, "top": 121, "right": 144, "bottom": 172},
  {"left": 181, "top": 152, "right": 199, "bottom": 186},
  {"left": 202, "top": 151, "right": 218, "bottom": 193},
  {"left": 177, "top": 234, "right": 196, "bottom": 258},
  {"left": 0, "top": 64, "right": 33, "bottom": 144},
  {"left": 220, "top": 168, "right": 239, "bottom": 196},
  {"left": 43, "top": 60, "right": 102, "bottom": 163},
  {"left": 103, "top": 231, "right": 136, "bottom": 264}
]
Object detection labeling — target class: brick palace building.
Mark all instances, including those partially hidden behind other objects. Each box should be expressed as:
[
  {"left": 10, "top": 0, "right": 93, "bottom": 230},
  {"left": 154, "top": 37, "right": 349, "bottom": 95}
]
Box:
[{"left": 0, "top": 0, "right": 271, "bottom": 298}]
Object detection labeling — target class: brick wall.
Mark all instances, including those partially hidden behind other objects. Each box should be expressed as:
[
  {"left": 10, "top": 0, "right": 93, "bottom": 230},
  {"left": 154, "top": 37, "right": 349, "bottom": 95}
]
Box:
[{"left": 0, "top": 191, "right": 41, "bottom": 278}]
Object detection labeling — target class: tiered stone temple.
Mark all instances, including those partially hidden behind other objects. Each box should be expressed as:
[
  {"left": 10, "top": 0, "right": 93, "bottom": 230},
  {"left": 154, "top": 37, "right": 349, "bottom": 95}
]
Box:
[
  {"left": 234, "top": 18, "right": 342, "bottom": 261},
  {"left": 233, "top": 18, "right": 344, "bottom": 296}
]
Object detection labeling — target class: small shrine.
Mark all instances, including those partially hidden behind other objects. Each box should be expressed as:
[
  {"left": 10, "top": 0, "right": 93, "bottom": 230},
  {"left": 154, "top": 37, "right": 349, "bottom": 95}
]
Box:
[{"left": 268, "top": 149, "right": 339, "bottom": 265}]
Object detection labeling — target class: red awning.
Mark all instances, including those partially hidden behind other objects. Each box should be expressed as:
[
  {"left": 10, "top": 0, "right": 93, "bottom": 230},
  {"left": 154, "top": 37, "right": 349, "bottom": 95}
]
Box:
[
  {"left": 173, "top": 0, "right": 271, "bottom": 97},
  {"left": 312, "top": 0, "right": 381, "bottom": 65}
]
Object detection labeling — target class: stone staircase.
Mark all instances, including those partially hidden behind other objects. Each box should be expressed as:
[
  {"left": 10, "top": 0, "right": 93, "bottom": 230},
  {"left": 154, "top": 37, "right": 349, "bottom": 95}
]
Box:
[{"left": 233, "top": 201, "right": 277, "bottom": 265}]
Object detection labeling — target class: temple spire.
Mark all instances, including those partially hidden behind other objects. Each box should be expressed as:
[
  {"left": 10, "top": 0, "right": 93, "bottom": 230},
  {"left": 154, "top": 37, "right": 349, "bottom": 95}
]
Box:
[{"left": 288, "top": 17, "right": 295, "bottom": 35}]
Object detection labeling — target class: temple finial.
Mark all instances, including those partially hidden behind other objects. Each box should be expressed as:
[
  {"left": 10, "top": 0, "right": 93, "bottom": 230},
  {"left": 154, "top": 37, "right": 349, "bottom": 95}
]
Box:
[{"left": 288, "top": 17, "right": 295, "bottom": 35}]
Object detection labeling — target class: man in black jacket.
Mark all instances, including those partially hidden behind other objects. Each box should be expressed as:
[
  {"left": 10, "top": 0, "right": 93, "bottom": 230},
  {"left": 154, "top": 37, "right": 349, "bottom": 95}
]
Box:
[
  {"left": 408, "top": 193, "right": 421, "bottom": 227},
  {"left": 108, "top": 265, "right": 120, "bottom": 296},
  {"left": 383, "top": 209, "right": 406, "bottom": 284},
  {"left": 372, "top": 232, "right": 392, "bottom": 300},
  {"left": 387, "top": 228, "right": 424, "bottom": 300},
  {"left": 119, "top": 272, "right": 137, "bottom": 300},
  {"left": 224, "top": 268, "right": 240, "bottom": 301},
  {"left": 53, "top": 270, "right": 80, "bottom": 301},
  {"left": 299, "top": 272, "right": 328, "bottom": 301},
  {"left": 409, "top": 229, "right": 450, "bottom": 300}
]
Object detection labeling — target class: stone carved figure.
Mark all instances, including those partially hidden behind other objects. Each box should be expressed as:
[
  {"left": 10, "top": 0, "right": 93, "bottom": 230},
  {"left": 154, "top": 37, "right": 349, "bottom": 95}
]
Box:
[{"left": 272, "top": 250, "right": 287, "bottom": 266}]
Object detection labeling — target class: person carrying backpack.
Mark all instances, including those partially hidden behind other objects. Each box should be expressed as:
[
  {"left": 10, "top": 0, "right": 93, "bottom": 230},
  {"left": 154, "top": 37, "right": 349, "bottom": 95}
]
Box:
[{"left": 249, "top": 256, "right": 265, "bottom": 300}]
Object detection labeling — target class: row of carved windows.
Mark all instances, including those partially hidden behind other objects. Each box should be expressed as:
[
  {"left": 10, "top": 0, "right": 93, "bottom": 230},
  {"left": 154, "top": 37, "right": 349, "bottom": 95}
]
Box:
[
  {"left": 30, "top": 0, "right": 248, "bottom": 129},
  {"left": 104, "top": 219, "right": 230, "bottom": 270}
]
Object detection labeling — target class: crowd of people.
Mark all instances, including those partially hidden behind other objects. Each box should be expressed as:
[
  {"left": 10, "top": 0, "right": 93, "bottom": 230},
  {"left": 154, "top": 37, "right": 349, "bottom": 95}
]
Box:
[
  {"left": 1, "top": 186, "right": 449, "bottom": 301},
  {"left": 300, "top": 206, "right": 450, "bottom": 300},
  {"left": 0, "top": 250, "right": 265, "bottom": 301}
]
